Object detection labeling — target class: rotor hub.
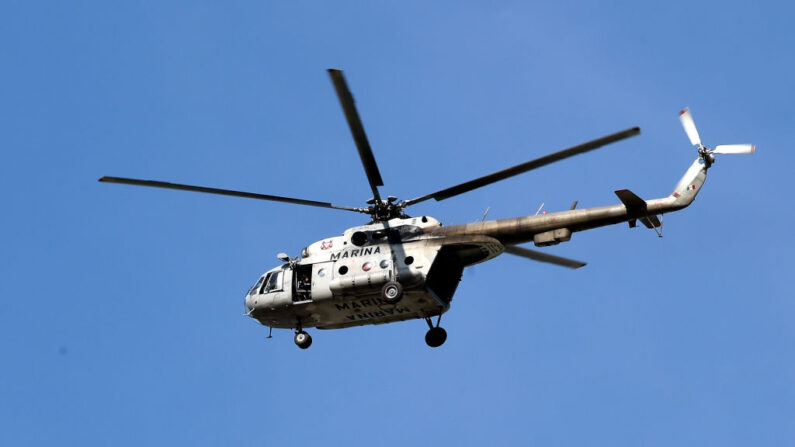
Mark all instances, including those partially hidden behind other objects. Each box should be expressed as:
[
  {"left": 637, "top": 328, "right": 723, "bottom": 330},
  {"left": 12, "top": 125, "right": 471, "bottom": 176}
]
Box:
[
  {"left": 697, "top": 146, "right": 715, "bottom": 168},
  {"left": 367, "top": 199, "right": 410, "bottom": 222}
]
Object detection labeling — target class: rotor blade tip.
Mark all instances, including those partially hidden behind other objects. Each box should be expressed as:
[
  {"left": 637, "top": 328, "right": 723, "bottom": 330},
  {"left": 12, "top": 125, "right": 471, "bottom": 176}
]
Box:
[
  {"left": 752, "top": 144, "right": 756, "bottom": 153},
  {"left": 679, "top": 108, "right": 689, "bottom": 116}
]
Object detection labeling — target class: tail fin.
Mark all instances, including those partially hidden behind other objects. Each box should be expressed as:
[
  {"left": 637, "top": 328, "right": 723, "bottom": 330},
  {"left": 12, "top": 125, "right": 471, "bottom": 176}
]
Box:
[{"left": 670, "top": 159, "right": 708, "bottom": 208}]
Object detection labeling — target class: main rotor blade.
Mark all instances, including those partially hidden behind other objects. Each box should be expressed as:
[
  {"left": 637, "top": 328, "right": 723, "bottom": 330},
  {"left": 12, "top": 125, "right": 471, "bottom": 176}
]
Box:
[
  {"left": 679, "top": 108, "right": 701, "bottom": 146},
  {"left": 403, "top": 127, "right": 640, "bottom": 207},
  {"left": 98, "top": 176, "right": 368, "bottom": 213},
  {"left": 503, "top": 245, "right": 586, "bottom": 269},
  {"left": 327, "top": 68, "right": 383, "bottom": 202}
]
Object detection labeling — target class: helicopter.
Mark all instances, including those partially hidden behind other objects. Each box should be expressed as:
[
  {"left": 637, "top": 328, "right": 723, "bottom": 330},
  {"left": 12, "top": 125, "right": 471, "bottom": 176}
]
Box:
[{"left": 100, "top": 69, "right": 755, "bottom": 349}]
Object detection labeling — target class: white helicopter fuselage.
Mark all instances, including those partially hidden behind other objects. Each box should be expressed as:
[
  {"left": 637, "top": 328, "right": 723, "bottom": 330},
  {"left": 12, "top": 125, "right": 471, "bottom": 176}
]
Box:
[{"left": 245, "top": 215, "right": 503, "bottom": 330}]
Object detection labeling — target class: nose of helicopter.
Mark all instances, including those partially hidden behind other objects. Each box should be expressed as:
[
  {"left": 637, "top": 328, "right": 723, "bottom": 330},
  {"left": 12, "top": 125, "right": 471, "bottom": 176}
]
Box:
[
  {"left": 244, "top": 276, "right": 264, "bottom": 313},
  {"left": 243, "top": 289, "right": 255, "bottom": 314}
]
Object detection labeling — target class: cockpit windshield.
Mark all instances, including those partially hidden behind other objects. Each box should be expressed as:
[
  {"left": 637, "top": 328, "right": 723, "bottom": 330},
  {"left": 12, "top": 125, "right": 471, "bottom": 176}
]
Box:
[{"left": 248, "top": 276, "right": 265, "bottom": 296}]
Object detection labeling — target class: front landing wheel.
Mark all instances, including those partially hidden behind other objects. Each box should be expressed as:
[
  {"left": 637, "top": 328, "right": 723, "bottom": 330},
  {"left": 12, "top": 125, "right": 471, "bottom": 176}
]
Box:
[
  {"left": 294, "top": 331, "right": 312, "bottom": 349},
  {"left": 425, "top": 327, "right": 447, "bottom": 348}
]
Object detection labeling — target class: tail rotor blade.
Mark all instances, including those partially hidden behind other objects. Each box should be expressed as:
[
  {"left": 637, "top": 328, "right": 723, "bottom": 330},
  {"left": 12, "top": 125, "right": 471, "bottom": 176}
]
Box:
[
  {"left": 679, "top": 108, "right": 702, "bottom": 146},
  {"left": 713, "top": 144, "right": 756, "bottom": 154}
]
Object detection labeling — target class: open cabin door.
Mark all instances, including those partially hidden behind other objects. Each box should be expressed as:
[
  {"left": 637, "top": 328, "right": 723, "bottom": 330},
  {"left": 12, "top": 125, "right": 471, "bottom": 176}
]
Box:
[{"left": 293, "top": 264, "right": 313, "bottom": 302}]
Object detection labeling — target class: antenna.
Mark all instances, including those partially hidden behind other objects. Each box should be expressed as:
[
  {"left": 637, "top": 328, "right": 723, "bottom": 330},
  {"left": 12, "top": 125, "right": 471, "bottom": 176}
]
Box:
[
  {"left": 535, "top": 202, "right": 545, "bottom": 216},
  {"left": 480, "top": 206, "right": 491, "bottom": 222}
]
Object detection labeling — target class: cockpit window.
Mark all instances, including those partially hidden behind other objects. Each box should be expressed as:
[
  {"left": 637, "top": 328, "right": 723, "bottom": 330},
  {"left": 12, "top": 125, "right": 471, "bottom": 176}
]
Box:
[
  {"left": 259, "top": 273, "right": 271, "bottom": 294},
  {"left": 264, "top": 271, "right": 282, "bottom": 293}
]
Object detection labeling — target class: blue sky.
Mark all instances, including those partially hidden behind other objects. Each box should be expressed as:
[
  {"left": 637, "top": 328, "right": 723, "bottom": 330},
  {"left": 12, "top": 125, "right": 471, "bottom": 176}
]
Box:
[{"left": 2, "top": 1, "right": 793, "bottom": 445}]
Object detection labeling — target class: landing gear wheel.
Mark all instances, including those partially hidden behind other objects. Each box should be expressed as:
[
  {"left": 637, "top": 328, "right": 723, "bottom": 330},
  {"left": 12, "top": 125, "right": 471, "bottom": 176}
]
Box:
[
  {"left": 425, "top": 327, "right": 447, "bottom": 348},
  {"left": 381, "top": 281, "right": 403, "bottom": 304},
  {"left": 294, "top": 331, "right": 312, "bottom": 349}
]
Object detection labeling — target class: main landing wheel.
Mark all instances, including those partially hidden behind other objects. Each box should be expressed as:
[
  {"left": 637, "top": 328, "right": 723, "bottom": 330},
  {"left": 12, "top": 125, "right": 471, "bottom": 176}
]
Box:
[
  {"left": 381, "top": 281, "right": 403, "bottom": 304},
  {"left": 294, "top": 331, "right": 312, "bottom": 349},
  {"left": 425, "top": 327, "right": 447, "bottom": 348}
]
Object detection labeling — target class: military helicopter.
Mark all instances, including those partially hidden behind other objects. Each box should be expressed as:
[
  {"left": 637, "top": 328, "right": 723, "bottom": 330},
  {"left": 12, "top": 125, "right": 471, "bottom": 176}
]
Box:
[{"left": 100, "top": 69, "right": 754, "bottom": 349}]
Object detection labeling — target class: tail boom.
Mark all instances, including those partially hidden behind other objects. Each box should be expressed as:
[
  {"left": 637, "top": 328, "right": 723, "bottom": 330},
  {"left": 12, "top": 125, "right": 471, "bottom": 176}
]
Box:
[{"left": 428, "top": 159, "right": 708, "bottom": 245}]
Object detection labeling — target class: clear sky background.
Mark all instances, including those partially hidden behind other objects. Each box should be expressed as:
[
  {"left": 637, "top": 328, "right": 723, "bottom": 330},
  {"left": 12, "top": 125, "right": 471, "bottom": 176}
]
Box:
[{"left": 2, "top": 1, "right": 793, "bottom": 445}]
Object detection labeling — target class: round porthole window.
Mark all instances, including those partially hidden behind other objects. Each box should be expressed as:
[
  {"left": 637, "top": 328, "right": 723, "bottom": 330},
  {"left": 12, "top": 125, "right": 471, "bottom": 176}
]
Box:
[
  {"left": 404, "top": 256, "right": 414, "bottom": 265},
  {"left": 379, "top": 260, "right": 389, "bottom": 269},
  {"left": 338, "top": 266, "right": 349, "bottom": 275},
  {"left": 362, "top": 262, "right": 372, "bottom": 272},
  {"left": 317, "top": 268, "right": 326, "bottom": 277}
]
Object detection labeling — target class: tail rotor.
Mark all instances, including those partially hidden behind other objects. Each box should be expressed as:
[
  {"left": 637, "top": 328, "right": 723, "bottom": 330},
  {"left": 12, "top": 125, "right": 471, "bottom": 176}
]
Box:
[{"left": 678, "top": 108, "right": 755, "bottom": 167}]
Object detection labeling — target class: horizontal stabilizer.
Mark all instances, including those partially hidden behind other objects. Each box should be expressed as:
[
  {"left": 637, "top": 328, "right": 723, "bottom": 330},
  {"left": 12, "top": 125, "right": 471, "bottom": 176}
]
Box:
[
  {"left": 615, "top": 189, "right": 662, "bottom": 229},
  {"left": 614, "top": 189, "right": 647, "bottom": 214},
  {"left": 639, "top": 215, "right": 662, "bottom": 229}
]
